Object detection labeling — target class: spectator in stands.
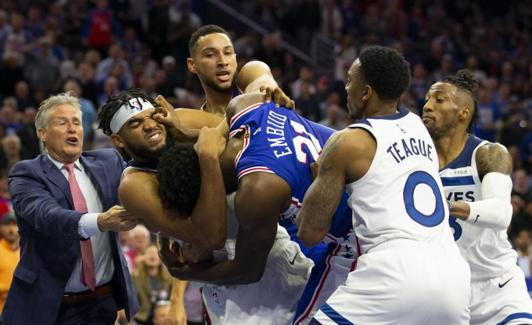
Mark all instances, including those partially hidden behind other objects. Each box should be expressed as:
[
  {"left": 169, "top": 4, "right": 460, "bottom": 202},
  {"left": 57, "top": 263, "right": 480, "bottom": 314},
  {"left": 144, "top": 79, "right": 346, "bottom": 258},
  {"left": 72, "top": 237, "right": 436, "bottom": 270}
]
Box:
[
  {"left": 0, "top": 212, "right": 19, "bottom": 315},
  {"left": 0, "top": 105, "right": 21, "bottom": 135},
  {"left": 95, "top": 44, "right": 133, "bottom": 89},
  {"left": 82, "top": 0, "right": 120, "bottom": 51},
  {"left": 128, "top": 225, "right": 151, "bottom": 272},
  {"left": 16, "top": 107, "right": 39, "bottom": 159},
  {"left": 152, "top": 301, "right": 171, "bottom": 325},
  {"left": 63, "top": 80, "right": 96, "bottom": 149},
  {"left": 132, "top": 245, "right": 173, "bottom": 325},
  {"left": 0, "top": 134, "right": 28, "bottom": 172},
  {"left": 13, "top": 81, "right": 34, "bottom": 112},
  {"left": 514, "top": 227, "right": 531, "bottom": 278},
  {"left": 319, "top": 103, "right": 347, "bottom": 130}
]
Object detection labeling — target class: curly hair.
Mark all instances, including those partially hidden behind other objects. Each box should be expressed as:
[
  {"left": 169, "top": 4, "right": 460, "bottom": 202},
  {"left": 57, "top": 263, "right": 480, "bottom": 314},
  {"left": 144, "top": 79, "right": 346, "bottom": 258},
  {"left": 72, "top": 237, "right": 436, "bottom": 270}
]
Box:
[
  {"left": 157, "top": 144, "right": 201, "bottom": 216},
  {"left": 188, "top": 24, "right": 231, "bottom": 56},
  {"left": 97, "top": 88, "right": 156, "bottom": 135},
  {"left": 358, "top": 45, "right": 411, "bottom": 101},
  {"left": 443, "top": 69, "right": 478, "bottom": 132}
]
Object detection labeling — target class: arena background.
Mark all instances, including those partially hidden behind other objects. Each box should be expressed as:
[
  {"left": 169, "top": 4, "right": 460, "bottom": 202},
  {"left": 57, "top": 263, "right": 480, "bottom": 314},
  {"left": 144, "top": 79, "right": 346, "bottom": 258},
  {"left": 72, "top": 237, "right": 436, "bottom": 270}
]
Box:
[{"left": 0, "top": 0, "right": 529, "bottom": 324}]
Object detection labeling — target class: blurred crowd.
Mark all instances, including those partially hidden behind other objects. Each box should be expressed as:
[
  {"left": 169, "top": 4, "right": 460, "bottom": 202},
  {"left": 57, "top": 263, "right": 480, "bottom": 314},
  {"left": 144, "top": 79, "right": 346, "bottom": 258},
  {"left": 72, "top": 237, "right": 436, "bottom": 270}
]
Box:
[{"left": 0, "top": 0, "right": 530, "bottom": 321}]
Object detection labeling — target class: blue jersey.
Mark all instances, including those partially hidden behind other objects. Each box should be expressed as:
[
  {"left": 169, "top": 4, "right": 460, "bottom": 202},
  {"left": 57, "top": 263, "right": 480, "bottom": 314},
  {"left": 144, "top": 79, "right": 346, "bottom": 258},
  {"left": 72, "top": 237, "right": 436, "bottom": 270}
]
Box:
[
  {"left": 230, "top": 102, "right": 358, "bottom": 323},
  {"left": 230, "top": 101, "right": 352, "bottom": 244}
]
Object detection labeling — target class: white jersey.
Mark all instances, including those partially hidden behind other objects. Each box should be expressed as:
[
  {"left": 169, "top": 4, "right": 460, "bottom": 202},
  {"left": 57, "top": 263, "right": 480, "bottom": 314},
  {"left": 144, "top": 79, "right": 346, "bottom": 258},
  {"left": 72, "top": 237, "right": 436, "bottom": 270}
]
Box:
[
  {"left": 314, "top": 108, "right": 471, "bottom": 324},
  {"left": 346, "top": 108, "right": 455, "bottom": 254},
  {"left": 440, "top": 135, "right": 518, "bottom": 281}
]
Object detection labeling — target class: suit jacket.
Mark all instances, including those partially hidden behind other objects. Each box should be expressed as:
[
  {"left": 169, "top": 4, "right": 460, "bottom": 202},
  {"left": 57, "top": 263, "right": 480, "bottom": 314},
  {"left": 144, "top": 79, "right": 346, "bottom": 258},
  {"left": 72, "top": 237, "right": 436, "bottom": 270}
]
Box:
[{"left": 1, "top": 149, "right": 139, "bottom": 325}]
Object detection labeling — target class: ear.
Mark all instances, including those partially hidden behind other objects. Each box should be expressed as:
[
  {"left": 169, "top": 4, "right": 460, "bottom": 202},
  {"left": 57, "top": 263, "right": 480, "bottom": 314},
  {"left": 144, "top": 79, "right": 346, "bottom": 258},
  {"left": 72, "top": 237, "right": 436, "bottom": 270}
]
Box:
[
  {"left": 37, "top": 128, "right": 47, "bottom": 144},
  {"left": 187, "top": 57, "right": 196, "bottom": 74},
  {"left": 111, "top": 133, "right": 126, "bottom": 150},
  {"left": 459, "top": 104, "right": 471, "bottom": 122},
  {"left": 362, "top": 85, "right": 373, "bottom": 102}
]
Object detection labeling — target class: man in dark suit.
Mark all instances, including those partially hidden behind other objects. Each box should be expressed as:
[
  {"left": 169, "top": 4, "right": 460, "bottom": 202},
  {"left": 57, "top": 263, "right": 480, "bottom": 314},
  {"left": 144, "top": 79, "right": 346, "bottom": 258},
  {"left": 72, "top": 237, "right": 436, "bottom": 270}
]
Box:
[{"left": 1, "top": 92, "right": 139, "bottom": 325}]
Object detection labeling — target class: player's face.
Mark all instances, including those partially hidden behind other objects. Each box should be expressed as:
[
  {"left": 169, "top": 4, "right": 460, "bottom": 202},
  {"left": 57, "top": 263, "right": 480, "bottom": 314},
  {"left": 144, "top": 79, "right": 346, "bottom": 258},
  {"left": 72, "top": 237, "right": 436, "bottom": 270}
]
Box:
[
  {"left": 114, "top": 108, "right": 168, "bottom": 161},
  {"left": 422, "top": 82, "right": 461, "bottom": 139},
  {"left": 345, "top": 59, "right": 367, "bottom": 119},
  {"left": 188, "top": 33, "right": 237, "bottom": 93}
]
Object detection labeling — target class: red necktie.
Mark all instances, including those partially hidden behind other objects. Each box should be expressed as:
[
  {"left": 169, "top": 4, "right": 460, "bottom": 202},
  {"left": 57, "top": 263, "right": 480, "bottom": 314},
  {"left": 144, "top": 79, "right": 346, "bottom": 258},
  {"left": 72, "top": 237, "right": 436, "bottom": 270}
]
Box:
[{"left": 64, "top": 163, "right": 96, "bottom": 291}]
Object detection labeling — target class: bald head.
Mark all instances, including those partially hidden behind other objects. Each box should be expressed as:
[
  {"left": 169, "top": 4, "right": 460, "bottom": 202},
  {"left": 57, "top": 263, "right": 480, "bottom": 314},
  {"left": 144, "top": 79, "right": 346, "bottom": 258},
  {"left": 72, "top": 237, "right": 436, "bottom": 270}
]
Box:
[{"left": 226, "top": 92, "right": 265, "bottom": 123}]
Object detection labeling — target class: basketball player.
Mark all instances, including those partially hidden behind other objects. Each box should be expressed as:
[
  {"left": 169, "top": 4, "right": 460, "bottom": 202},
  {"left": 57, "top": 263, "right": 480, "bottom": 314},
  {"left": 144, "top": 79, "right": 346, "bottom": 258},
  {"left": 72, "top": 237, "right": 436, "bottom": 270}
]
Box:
[
  {"left": 97, "top": 90, "right": 224, "bottom": 325},
  {"left": 97, "top": 90, "right": 227, "bottom": 249},
  {"left": 297, "top": 46, "right": 471, "bottom": 324},
  {"left": 187, "top": 25, "right": 293, "bottom": 116},
  {"left": 157, "top": 61, "right": 357, "bottom": 324},
  {"left": 423, "top": 70, "right": 532, "bottom": 324}
]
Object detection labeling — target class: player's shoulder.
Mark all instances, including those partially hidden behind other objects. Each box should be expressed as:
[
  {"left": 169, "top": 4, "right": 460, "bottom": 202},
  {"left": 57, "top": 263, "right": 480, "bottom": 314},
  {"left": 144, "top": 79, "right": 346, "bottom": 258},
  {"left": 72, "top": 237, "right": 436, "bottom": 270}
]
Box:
[
  {"left": 120, "top": 167, "right": 156, "bottom": 193},
  {"left": 475, "top": 141, "right": 512, "bottom": 176}
]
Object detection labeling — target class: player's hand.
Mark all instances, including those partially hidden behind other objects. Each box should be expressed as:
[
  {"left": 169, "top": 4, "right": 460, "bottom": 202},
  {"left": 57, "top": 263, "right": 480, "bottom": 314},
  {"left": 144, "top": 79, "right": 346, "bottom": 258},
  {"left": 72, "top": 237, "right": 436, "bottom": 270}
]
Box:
[
  {"left": 194, "top": 127, "right": 227, "bottom": 158},
  {"left": 260, "top": 85, "right": 295, "bottom": 109},
  {"left": 157, "top": 236, "right": 187, "bottom": 268},
  {"left": 97, "top": 206, "right": 138, "bottom": 232},
  {"left": 153, "top": 95, "right": 179, "bottom": 128}
]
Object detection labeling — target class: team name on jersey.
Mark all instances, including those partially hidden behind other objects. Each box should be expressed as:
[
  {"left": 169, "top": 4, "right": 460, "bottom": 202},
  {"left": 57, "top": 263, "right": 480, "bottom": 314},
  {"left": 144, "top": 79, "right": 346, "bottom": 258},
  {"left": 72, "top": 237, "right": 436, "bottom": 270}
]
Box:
[
  {"left": 446, "top": 191, "right": 475, "bottom": 202},
  {"left": 266, "top": 110, "right": 293, "bottom": 158},
  {"left": 386, "top": 137, "right": 433, "bottom": 164}
]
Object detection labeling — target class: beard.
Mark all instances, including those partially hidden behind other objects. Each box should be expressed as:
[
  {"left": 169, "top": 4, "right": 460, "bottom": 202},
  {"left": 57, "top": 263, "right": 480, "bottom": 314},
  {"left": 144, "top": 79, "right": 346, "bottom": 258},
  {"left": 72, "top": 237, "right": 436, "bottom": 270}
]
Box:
[
  {"left": 129, "top": 135, "right": 174, "bottom": 165},
  {"left": 347, "top": 101, "right": 364, "bottom": 121}
]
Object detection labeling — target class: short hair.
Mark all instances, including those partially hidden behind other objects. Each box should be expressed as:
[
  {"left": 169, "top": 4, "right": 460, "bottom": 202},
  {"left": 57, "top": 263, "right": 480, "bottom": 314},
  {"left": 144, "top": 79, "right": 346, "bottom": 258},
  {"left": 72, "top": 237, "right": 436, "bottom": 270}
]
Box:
[
  {"left": 97, "top": 89, "right": 156, "bottom": 135},
  {"left": 35, "top": 91, "right": 81, "bottom": 131},
  {"left": 188, "top": 24, "right": 231, "bottom": 56},
  {"left": 130, "top": 224, "right": 150, "bottom": 238},
  {"left": 358, "top": 45, "right": 411, "bottom": 101},
  {"left": 157, "top": 144, "right": 201, "bottom": 216},
  {"left": 442, "top": 69, "right": 478, "bottom": 132}
]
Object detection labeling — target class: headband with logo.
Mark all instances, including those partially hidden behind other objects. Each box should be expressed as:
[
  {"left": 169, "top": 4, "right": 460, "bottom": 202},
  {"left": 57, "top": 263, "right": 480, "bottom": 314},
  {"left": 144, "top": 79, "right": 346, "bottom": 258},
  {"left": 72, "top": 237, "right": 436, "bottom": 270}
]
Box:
[{"left": 110, "top": 97, "right": 155, "bottom": 134}]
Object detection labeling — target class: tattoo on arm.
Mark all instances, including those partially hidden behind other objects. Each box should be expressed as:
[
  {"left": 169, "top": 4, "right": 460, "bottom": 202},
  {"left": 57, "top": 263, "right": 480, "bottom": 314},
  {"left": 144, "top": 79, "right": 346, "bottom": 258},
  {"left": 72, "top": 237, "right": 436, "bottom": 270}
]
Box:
[
  {"left": 476, "top": 143, "right": 512, "bottom": 179},
  {"left": 298, "top": 134, "right": 346, "bottom": 244}
]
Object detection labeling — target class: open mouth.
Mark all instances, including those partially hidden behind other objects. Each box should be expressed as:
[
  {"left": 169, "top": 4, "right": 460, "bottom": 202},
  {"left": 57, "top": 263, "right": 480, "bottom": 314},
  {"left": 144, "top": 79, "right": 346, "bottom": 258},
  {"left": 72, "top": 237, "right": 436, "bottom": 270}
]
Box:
[
  {"left": 66, "top": 137, "right": 79, "bottom": 145},
  {"left": 216, "top": 71, "right": 231, "bottom": 82},
  {"left": 145, "top": 130, "right": 163, "bottom": 142}
]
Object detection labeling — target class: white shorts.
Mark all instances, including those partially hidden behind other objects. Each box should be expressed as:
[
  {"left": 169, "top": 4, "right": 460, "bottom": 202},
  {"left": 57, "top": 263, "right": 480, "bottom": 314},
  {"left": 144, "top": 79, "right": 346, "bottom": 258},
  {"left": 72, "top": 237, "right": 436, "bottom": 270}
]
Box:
[
  {"left": 294, "top": 232, "right": 358, "bottom": 324},
  {"left": 470, "top": 265, "right": 532, "bottom": 325},
  {"left": 313, "top": 240, "right": 471, "bottom": 325},
  {"left": 202, "top": 225, "right": 314, "bottom": 325}
]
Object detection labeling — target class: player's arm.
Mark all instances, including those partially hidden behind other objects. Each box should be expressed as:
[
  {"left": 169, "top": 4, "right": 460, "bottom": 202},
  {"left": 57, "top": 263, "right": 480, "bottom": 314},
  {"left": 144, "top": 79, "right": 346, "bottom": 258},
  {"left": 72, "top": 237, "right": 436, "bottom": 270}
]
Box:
[
  {"left": 298, "top": 129, "right": 372, "bottom": 246},
  {"left": 161, "top": 173, "right": 289, "bottom": 285},
  {"left": 448, "top": 143, "right": 513, "bottom": 229},
  {"left": 237, "top": 60, "right": 294, "bottom": 108},
  {"left": 297, "top": 132, "right": 347, "bottom": 246},
  {"left": 153, "top": 95, "right": 223, "bottom": 141},
  {"left": 168, "top": 279, "right": 188, "bottom": 325},
  {"left": 119, "top": 138, "right": 227, "bottom": 250}
]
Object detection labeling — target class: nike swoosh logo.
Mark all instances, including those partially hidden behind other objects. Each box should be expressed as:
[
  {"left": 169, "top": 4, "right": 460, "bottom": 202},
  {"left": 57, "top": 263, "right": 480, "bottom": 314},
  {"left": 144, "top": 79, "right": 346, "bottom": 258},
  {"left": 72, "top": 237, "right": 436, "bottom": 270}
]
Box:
[
  {"left": 498, "top": 277, "right": 513, "bottom": 288},
  {"left": 474, "top": 215, "right": 480, "bottom": 223},
  {"left": 289, "top": 251, "right": 299, "bottom": 265}
]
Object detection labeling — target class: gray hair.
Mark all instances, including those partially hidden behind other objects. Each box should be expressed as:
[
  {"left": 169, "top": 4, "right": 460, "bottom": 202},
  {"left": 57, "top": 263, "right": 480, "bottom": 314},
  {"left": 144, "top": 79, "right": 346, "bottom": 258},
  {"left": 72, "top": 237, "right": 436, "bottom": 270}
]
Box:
[{"left": 35, "top": 91, "right": 81, "bottom": 131}]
